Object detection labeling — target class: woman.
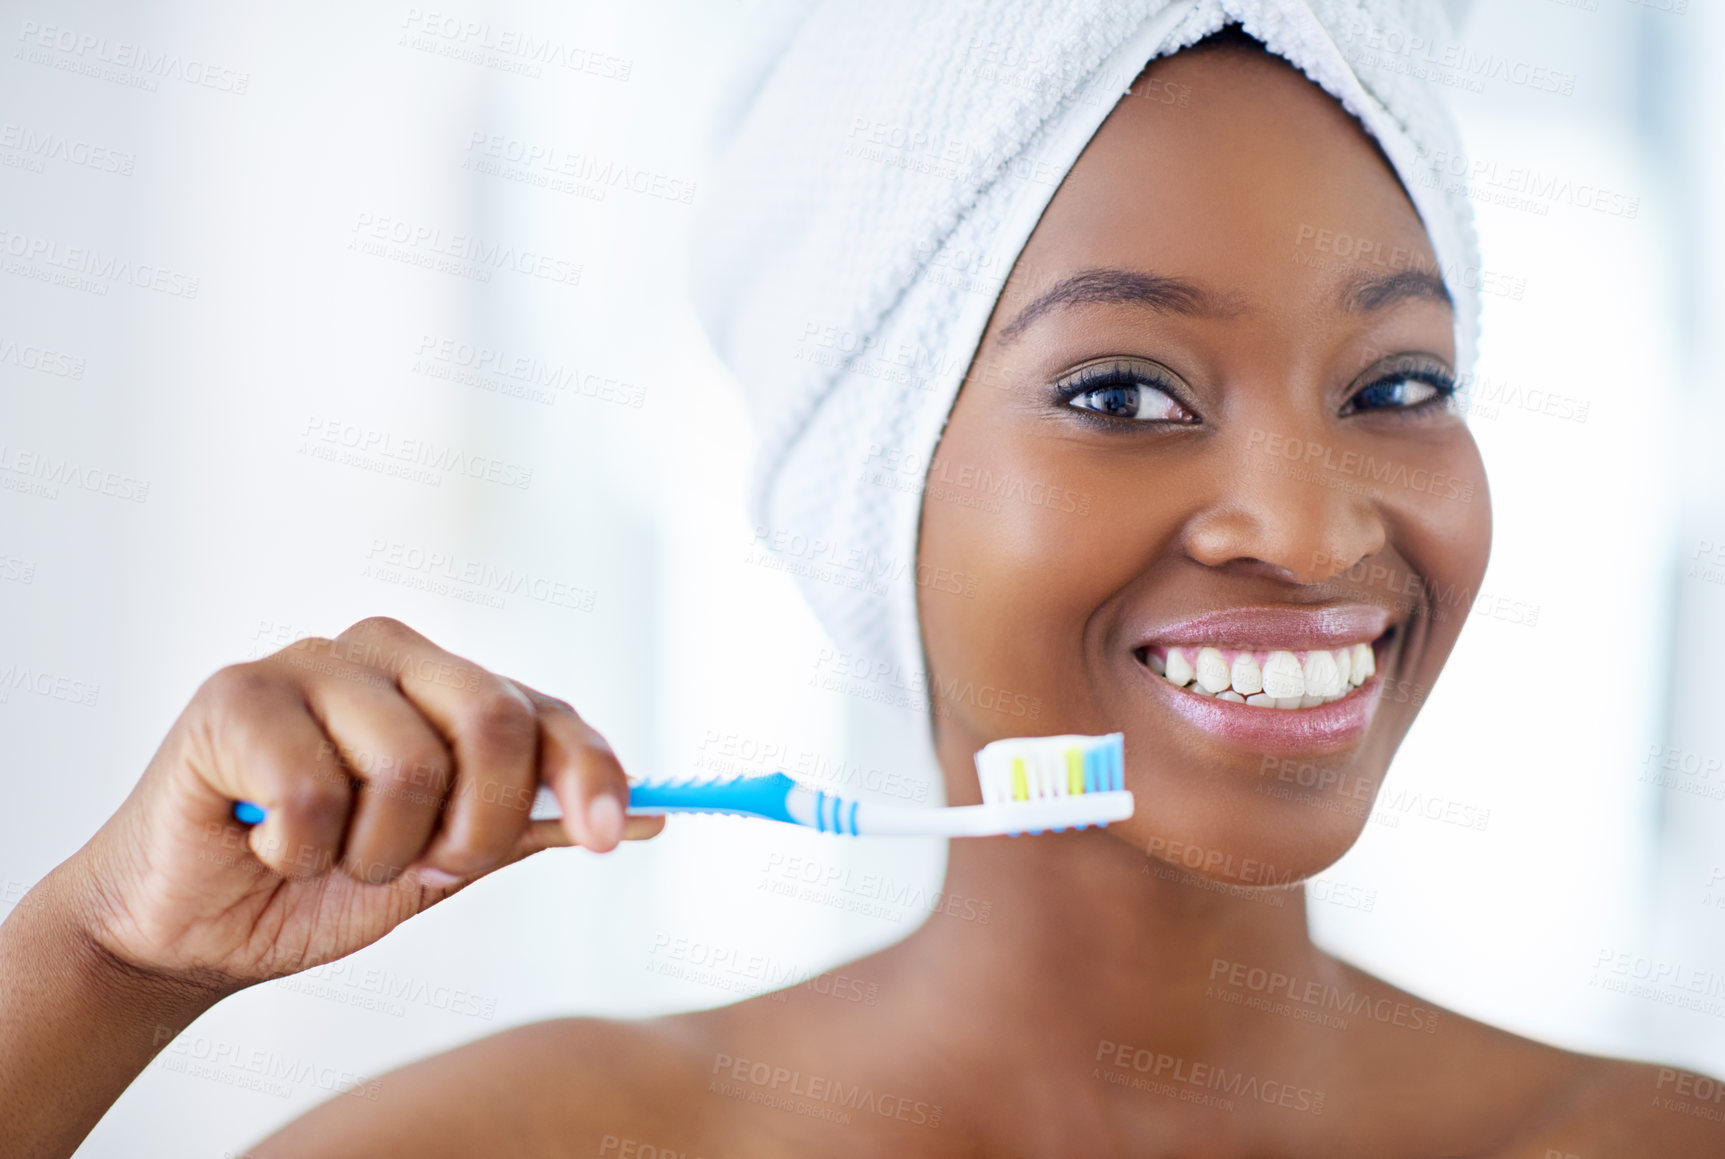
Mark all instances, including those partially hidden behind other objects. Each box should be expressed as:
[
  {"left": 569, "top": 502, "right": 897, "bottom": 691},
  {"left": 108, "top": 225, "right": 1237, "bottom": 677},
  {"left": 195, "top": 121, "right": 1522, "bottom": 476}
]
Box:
[{"left": 2, "top": 4, "right": 1716, "bottom": 1156}]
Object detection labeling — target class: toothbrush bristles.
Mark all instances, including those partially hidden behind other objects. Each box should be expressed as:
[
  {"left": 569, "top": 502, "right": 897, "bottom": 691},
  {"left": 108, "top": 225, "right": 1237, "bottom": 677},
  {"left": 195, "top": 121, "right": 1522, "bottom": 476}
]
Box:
[{"left": 973, "top": 733, "right": 1124, "bottom": 806}]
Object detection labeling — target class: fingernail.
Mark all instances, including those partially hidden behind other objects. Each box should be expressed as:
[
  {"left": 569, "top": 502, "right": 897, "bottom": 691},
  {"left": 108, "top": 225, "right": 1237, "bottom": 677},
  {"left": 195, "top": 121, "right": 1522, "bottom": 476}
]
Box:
[
  {"left": 415, "top": 866, "right": 461, "bottom": 887},
  {"left": 587, "top": 794, "right": 624, "bottom": 848}
]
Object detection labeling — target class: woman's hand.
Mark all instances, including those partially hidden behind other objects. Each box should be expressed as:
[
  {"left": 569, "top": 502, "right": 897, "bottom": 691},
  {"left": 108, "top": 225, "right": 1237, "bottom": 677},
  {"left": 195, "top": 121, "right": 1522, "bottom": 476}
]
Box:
[
  {"left": 0, "top": 616, "right": 663, "bottom": 1158},
  {"left": 64, "top": 616, "right": 663, "bottom": 988}
]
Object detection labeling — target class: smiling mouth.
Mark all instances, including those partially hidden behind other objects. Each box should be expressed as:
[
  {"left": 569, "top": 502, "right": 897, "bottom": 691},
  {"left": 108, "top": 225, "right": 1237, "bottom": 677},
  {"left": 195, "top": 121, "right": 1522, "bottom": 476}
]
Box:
[
  {"left": 1133, "top": 633, "right": 1388, "bottom": 708},
  {"left": 1126, "top": 606, "right": 1400, "bottom": 752}
]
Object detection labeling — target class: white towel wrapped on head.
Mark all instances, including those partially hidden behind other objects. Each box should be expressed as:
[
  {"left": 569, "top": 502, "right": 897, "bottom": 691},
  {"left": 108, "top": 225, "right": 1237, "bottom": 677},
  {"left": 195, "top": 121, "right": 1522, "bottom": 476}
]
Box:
[{"left": 688, "top": 0, "right": 1481, "bottom": 762}]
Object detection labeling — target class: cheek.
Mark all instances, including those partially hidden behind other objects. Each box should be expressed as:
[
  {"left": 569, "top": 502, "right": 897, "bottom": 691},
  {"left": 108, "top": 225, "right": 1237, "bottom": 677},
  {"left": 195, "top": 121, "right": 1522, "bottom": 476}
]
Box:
[
  {"left": 1400, "top": 431, "right": 1493, "bottom": 653},
  {"left": 917, "top": 401, "right": 1180, "bottom": 710}
]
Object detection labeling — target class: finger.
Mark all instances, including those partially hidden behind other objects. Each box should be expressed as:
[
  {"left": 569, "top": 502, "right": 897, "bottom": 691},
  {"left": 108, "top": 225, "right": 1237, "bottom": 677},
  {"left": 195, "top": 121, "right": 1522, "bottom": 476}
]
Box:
[
  {"left": 623, "top": 815, "right": 667, "bottom": 841},
  {"left": 297, "top": 666, "right": 454, "bottom": 885},
  {"left": 509, "top": 814, "right": 667, "bottom": 862},
  {"left": 526, "top": 819, "right": 575, "bottom": 851},
  {"left": 331, "top": 618, "right": 539, "bottom": 879},
  {"left": 186, "top": 663, "right": 354, "bottom": 880},
  {"left": 512, "top": 683, "right": 631, "bottom": 853}
]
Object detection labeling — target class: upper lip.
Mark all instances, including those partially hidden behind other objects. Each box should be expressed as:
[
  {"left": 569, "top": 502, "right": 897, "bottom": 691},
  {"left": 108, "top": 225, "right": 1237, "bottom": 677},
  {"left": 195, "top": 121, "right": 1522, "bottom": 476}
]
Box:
[{"left": 1135, "top": 604, "right": 1395, "bottom": 651}]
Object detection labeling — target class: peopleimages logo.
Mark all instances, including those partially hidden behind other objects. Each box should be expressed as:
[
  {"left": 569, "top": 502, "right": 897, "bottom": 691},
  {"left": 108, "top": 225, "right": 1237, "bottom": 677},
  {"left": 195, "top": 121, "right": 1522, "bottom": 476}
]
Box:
[
  {"left": 1247, "top": 427, "right": 1476, "bottom": 504},
  {"left": 0, "top": 443, "right": 150, "bottom": 502},
  {"left": 694, "top": 729, "right": 929, "bottom": 802},
  {"left": 1415, "top": 147, "right": 1639, "bottom": 220},
  {"left": 1334, "top": 21, "right": 1576, "bottom": 96},
  {"left": 14, "top": 20, "right": 251, "bottom": 94},
  {"left": 399, "top": 9, "right": 633, "bottom": 81},
  {"left": 760, "top": 852, "right": 993, "bottom": 925},
  {"left": 347, "top": 212, "right": 582, "bottom": 287},
  {"left": 1094, "top": 1039, "right": 1325, "bottom": 1114},
  {"left": 0, "top": 335, "right": 85, "bottom": 378},
  {"left": 300, "top": 417, "right": 534, "bottom": 490},
  {"left": 0, "top": 663, "right": 100, "bottom": 707},
  {"left": 1207, "top": 957, "right": 1440, "bottom": 1033},
  {"left": 0, "top": 122, "right": 135, "bottom": 174},
  {"left": 748, "top": 525, "right": 981, "bottom": 600},
  {"left": 862, "top": 442, "right": 1093, "bottom": 516},
  {"left": 0, "top": 226, "right": 200, "bottom": 298},
  {"left": 709, "top": 1053, "right": 943, "bottom": 1129},
  {"left": 1291, "top": 223, "right": 1528, "bottom": 301}
]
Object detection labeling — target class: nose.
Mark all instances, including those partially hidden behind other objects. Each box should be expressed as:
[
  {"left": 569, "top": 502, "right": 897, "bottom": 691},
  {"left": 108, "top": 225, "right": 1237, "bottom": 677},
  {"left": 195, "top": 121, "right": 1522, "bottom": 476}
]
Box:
[{"left": 1180, "top": 432, "right": 1388, "bottom": 585}]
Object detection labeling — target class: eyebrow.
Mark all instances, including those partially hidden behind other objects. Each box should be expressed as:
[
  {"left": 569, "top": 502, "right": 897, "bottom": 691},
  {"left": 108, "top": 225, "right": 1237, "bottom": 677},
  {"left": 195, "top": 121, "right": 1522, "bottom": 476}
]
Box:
[
  {"left": 994, "top": 263, "right": 1454, "bottom": 345},
  {"left": 995, "top": 268, "right": 1236, "bottom": 345},
  {"left": 1341, "top": 268, "right": 1454, "bottom": 313}
]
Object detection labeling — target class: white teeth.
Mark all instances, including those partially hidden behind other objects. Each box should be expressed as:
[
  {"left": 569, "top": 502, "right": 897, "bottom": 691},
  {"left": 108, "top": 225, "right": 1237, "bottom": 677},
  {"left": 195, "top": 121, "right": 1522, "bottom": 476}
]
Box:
[
  {"left": 1261, "top": 651, "right": 1304, "bottom": 699},
  {"left": 1230, "top": 653, "right": 1264, "bottom": 696},
  {"left": 1302, "top": 649, "right": 1343, "bottom": 698},
  {"left": 1194, "top": 647, "right": 1231, "bottom": 693},
  {"left": 1148, "top": 639, "right": 1382, "bottom": 708},
  {"left": 1164, "top": 647, "right": 1195, "bottom": 687},
  {"left": 1349, "top": 642, "right": 1374, "bottom": 686}
]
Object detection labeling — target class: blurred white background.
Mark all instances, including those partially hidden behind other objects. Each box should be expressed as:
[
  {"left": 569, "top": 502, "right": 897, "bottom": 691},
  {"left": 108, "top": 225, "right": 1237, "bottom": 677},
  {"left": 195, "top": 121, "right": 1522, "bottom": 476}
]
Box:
[{"left": 0, "top": 1, "right": 1720, "bottom": 1154}]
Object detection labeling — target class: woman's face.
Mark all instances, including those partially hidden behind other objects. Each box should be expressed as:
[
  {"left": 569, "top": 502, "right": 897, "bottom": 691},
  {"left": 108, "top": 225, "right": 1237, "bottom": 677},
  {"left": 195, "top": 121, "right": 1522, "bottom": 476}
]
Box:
[{"left": 917, "top": 43, "right": 1491, "bottom": 883}]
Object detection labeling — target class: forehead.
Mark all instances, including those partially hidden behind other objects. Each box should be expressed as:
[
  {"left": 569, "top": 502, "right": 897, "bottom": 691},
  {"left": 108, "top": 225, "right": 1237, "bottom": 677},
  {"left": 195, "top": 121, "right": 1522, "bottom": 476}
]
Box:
[{"left": 1003, "top": 46, "right": 1442, "bottom": 322}]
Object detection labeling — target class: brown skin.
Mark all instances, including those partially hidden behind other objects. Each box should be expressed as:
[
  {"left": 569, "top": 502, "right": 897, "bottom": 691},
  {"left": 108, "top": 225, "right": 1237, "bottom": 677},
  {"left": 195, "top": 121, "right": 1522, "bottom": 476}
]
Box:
[
  {"left": 1, "top": 40, "right": 1717, "bottom": 1159},
  {"left": 0, "top": 617, "right": 665, "bottom": 1159},
  {"left": 917, "top": 44, "right": 1484, "bottom": 885}
]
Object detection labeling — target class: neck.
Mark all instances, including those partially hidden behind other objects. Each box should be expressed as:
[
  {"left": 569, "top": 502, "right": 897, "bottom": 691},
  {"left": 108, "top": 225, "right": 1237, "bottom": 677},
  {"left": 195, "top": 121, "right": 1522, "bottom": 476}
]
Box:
[{"left": 883, "top": 726, "right": 1338, "bottom": 1068}]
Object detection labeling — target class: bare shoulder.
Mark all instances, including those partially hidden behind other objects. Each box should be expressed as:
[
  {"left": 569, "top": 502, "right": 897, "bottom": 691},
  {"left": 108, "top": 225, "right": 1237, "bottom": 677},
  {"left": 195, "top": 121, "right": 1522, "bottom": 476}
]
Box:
[
  {"left": 1408, "top": 988, "right": 1725, "bottom": 1157},
  {"left": 244, "top": 1010, "right": 745, "bottom": 1159},
  {"left": 1489, "top": 1054, "right": 1725, "bottom": 1157},
  {"left": 244, "top": 940, "right": 957, "bottom": 1159},
  {"left": 1321, "top": 959, "right": 1725, "bottom": 1156},
  {"left": 242, "top": 988, "right": 929, "bottom": 1159}
]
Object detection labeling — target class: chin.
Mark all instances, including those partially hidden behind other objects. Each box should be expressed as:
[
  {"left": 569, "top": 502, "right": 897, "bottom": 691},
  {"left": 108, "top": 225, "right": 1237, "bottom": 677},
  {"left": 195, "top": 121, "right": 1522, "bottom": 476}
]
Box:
[{"left": 1088, "top": 602, "right": 1442, "bottom": 886}]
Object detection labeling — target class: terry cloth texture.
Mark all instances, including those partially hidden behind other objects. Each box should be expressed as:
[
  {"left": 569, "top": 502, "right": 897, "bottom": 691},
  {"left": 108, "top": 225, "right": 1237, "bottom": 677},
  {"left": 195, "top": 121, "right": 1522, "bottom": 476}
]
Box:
[{"left": 688, "top": 0, "right": 1480, "bottom": 764}]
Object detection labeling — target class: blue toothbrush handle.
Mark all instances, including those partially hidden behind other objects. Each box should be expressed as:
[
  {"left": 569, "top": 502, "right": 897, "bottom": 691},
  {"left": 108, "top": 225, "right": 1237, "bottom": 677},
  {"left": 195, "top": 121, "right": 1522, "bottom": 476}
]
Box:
[
  {"left": 230, "top": 773, "right": 801, "bottom": 827},
  {"left": 622, "top": 773, "right": 799, "bottom": 820}
]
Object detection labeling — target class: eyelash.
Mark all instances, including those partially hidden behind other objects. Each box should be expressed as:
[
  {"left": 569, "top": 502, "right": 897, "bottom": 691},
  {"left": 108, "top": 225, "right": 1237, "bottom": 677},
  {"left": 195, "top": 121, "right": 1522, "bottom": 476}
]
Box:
[
  {"left": 1052, "top": 360, "right": 1459, "bottom": 425},
  {"left": 1342, "top": 368, "right": 1458, "bottom": 416},
  {"left": 1053, "top": 359, "right": 1197, "bottom": 427}
]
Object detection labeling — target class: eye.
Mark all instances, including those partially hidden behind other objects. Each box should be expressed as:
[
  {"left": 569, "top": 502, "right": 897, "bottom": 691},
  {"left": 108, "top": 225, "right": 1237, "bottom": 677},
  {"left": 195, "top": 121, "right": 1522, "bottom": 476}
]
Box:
[
  {"left": 1342, "top": 361, "right": 1458, "bottom": 416},
  {"left": 1055, "top": 357, "right": 1197, "bottom": 424}
]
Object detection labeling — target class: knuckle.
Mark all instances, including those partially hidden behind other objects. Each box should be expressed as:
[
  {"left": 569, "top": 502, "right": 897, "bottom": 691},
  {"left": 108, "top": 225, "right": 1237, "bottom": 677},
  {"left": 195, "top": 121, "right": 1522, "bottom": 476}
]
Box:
[
  {"left": 281, "top": 778, "right": 349, "bottom": 829},
  {"left": 328, "top": 617, "right": 422, "bottom": 678},
  {"left": 535, "top": 692, "right": 577, "bottom": 717},
  {"left": 343, "top": 615, "right": 412, "bottom": 641},
  {"left": 258, "top": 636, "right": 360, "bottom": 685},
  {"left": 274, "top": 635, "right": 335, "bottom": 657},
  {"left": 463, "top": 688, "right": 537, "bottom": 756},
  {"left": 367, "top": 745, "right": 451, "bottom": 806},
  {"left": 196, "top": 662, "right": 281, "bottom": 715},
  {"left": 434, "top": 833, "right": 512, "bottom": 876}
]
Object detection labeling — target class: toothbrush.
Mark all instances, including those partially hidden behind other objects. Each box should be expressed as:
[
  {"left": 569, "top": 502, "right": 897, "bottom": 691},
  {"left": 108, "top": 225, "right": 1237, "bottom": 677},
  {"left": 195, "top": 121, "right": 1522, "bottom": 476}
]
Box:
[{"left": 231, "top": 733, "right": 1132, "bottom": 838}]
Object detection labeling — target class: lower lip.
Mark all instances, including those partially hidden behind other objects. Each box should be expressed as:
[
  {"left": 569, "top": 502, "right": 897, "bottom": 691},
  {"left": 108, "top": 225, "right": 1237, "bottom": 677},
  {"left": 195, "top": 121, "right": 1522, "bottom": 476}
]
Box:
[{"left": 1132, "top": 660, "right": 1385, "bottom": 753}]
